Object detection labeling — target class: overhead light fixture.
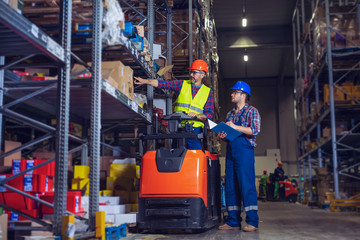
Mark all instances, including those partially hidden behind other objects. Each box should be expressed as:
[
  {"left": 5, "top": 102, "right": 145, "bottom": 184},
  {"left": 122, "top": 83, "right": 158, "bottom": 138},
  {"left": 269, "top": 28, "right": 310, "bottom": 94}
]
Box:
[
  {"left": 242, "top": 0, "right": 247, "bottom": 27},
  {"left": 244, "top": 49, "right": 248, "bottom": 62},
  {"left": 243, "top": 54, "right": 248, "bottom": 62},
  {"left": 242, "top": 18, "right": 247, "bottom": 27}
]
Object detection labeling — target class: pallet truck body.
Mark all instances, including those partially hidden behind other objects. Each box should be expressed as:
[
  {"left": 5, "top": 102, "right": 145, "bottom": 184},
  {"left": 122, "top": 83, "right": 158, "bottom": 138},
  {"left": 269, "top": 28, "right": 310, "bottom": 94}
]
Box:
[{"left": 138, "top": 112, "right": 221, "bottom": 230}]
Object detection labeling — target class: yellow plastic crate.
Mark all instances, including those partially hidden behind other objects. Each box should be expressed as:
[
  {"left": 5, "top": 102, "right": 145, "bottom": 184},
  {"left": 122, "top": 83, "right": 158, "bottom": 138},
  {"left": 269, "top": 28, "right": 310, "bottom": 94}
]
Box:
[{"left": 74, "top": 165, "right": 90, "bottom": 179}]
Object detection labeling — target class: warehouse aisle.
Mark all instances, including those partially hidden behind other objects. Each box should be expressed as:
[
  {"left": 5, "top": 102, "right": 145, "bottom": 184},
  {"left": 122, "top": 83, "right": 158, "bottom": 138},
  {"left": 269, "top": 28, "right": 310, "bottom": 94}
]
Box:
[{"left": 124, "top": 201, "right": 360, "bottom": 240}]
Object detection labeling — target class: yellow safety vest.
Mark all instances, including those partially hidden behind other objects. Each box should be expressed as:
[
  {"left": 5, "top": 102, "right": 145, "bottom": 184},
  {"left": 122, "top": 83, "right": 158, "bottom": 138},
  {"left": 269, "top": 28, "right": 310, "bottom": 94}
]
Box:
[{"left": 174, "top": 80, "right": 210, "bottom": 128}]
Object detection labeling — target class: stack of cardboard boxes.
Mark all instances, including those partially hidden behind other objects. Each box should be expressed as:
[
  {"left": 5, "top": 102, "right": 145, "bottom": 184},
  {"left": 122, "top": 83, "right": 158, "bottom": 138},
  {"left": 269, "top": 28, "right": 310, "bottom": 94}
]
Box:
[
  {"left": 315, "top": 167, "right": 333, "bottom": 206},
  {"left": 323, "top": 82, "right": 360, "bottom": 105},
  {"left": 313, "top": 4, "right": 360, "bottom": 64},
  {"left": 71, "top": 60, "right": 134, "bottom": 101}
]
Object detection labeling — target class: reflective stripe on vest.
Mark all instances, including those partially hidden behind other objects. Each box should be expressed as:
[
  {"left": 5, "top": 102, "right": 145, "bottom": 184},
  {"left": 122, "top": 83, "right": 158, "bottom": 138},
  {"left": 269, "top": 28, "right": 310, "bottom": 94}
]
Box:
[
  {"left": 174, "top": 80, "right": 210, "bottom": 128},
  {"left": 174, "top": 103, "right": 204, "bottom": 113}
]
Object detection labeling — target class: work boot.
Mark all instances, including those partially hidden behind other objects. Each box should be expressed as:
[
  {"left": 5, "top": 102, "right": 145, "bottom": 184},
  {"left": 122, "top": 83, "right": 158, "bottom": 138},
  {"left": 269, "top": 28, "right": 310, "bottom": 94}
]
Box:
[
  {"left": 218, "top": 223, "right": 240, "bottom": 230},
  {"left": 242, "top": 224, "right": 259, "bottom": 232}
]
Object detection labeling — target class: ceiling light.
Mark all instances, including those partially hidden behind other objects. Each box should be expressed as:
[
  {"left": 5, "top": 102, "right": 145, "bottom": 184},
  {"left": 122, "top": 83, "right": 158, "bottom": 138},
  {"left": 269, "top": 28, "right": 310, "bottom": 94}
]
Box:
[
  {"left": 242, "top": 0, "right": 247, "bottom": 27},
  {"left": 242, "top": 18, "right": 247, "bottom": 27},
  {"left": 244, "top": 54, "right": 248, "bottom": 62}
]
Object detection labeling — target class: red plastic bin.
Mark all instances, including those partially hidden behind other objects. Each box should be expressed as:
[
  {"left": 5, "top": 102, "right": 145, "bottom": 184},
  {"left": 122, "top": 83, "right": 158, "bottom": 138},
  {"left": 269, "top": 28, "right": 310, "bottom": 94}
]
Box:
[
  {"left": 0, "top": 174, "right": 24, "bottom": 192},
  {"left": 34, "top": 159, "right": 55, "bottom": 176},
  {"left": 40, "top": 191, "right": 81, "bottom": 214},
  {"left": 37, "top": 175, "right": 54, "bottom": 192},
  {"left": 2, "top": 192, "right": 35, "bottom": 210},
  {"left": 18, "top": 209, "right": 39, "bottom": 221}
]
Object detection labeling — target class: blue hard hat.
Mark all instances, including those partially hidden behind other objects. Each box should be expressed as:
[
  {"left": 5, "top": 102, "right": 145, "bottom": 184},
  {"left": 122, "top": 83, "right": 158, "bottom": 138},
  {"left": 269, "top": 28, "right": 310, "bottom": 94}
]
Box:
[{"left": 231, "top": 81, "right": 251, "bottom": 96}]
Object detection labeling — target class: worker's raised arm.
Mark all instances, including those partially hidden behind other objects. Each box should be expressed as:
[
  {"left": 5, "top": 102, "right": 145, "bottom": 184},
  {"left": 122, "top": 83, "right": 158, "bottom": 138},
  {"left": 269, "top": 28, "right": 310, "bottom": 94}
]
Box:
[{"left": 134, "top": 77, "right": 159, "bottom": 87}]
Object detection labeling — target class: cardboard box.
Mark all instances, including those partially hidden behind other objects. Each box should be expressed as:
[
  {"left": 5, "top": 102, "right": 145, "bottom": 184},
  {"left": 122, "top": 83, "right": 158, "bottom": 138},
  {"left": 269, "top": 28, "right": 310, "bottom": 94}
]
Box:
[
  {"left": 323, "top": 84, "right": 345, "bottom": 104},
  {"left": 100, "top": 156, "right": 118, "bottom": 173},
  {"left": 322, "top": 127, "right": 331, "bottom": 138},
  {"left": 0, "top": 214, "right": 7, "bottom": 240},
  {"left": 7, "top": 0, "right": 18, "bottom": 11},
  {"left": 98, "top": 61, "right": 134, "bottom": 101},
  {"left": 121, "top": 66, "right": 134, "bottom": 101},
  {"left": 135, "top": 25, "right": 145, "bottom": 37},
  {"left": 3, "top": 140, "right": 21, "bottom": 167}
]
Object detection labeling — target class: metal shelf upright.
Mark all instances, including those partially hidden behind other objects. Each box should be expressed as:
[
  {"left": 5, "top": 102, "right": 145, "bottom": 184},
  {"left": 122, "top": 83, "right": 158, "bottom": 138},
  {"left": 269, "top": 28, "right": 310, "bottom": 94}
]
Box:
[
  {"left": 0, "top": 0, "right": 154, "bottom": 236},
  {"left": 293, "top": 0, "right": 360, "bottom": 202},
  {"left": 0, "top": 0, "right": 73, "bottom": 235}
]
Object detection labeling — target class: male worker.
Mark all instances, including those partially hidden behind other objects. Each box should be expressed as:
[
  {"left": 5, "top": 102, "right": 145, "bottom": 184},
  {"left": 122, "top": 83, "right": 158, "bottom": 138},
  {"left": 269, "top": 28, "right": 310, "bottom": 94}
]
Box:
[
  {"left": 273, "top": 161, "right": 285, "bottom": 200},
  {"left": 134, "top": 59, "right": 214, "bottom": 150},
  {"left": 259, "top": 170, "right": 268, "bottom": 201},
  {"left": 217, "top": 81, "right": 261, "bottom": 232}
]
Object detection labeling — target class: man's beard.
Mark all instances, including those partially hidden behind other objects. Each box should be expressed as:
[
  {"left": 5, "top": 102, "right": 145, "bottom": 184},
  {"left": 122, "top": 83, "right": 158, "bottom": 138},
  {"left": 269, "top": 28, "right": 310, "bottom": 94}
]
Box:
[{"left": 191, "top": 79, "right": 198, "bottom": 84}]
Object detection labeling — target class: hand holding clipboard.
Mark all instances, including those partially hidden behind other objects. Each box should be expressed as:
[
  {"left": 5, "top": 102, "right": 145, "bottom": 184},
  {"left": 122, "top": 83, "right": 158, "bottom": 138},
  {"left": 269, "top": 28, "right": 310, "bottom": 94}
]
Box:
[{"left": 208, "top": 119, "right": 242, "bottom": 141}]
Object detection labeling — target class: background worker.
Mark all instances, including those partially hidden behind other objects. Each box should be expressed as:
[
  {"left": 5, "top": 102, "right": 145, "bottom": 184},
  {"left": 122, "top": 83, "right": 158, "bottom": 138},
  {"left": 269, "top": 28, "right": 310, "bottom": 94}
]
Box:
[
  {"left": 273, "top": 161, "right": 285, "bottom": 200},
  {"left": 134, "top": 59, "right": 214, "bottom": 150},
  {"left": 217, "top": 81, "right": 261, "bottom": 232},
  {"left": 259, "top": 170, "right": 268, "bottom": 201}
]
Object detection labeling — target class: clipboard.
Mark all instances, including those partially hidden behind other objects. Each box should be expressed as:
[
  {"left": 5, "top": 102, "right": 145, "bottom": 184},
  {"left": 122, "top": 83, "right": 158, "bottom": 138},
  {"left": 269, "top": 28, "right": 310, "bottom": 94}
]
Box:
[{"left": 208, "top": 119, "right": 242, "bottom": 141}]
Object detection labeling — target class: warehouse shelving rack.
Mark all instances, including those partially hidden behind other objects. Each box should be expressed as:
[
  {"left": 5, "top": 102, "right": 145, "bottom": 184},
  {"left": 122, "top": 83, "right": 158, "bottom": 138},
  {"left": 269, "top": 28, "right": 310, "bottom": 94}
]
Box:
[
  {"left": 0, "top": 0, "right": 220, "bottom": 237},
  {"left": 293, "top": 0, "right": 360, "bottom": 202},
  {"left": 0, "top": 0, "right": 155, "bottom": 237}
]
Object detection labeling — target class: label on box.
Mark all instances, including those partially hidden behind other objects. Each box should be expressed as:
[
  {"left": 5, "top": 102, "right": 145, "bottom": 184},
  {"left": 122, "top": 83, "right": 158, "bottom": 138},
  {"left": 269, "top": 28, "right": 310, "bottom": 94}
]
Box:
[
  {"left": 0, "top": 175, "right": 6, "bottom": 192},
  {"left": 45, "top": 177, "right": 49, "bottom": 192},
  {"left": 24, "top": 174, "right": 33, "bottom": 191},
  {"left": 13, "top": 159, "right": 21, "bottom": 174},
  {"left": 75, "top": 196, "right": 79, "bottom": 213},
  {"left": 11, "top": 212, "right": 19, "bottom": 221},
  {"left": 26, "top": 160, "right": 35, "bottom": 174}
]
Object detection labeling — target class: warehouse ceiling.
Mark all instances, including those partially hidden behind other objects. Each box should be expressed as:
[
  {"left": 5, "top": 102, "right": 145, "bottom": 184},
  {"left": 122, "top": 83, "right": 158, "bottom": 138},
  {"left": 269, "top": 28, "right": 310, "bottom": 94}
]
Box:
[{"left": 213, "top": 0, "right": 296, "bottom": 83}]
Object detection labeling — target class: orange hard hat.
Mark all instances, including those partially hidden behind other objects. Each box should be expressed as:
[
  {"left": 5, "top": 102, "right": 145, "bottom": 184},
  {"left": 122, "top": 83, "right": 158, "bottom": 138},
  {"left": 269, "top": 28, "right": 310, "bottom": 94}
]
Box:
[
  {"left": 189, "top": 60, "right": 208, "bottom": 74},
  {"left": 278, "top": 161, "right": 283, "bottom": 165}
]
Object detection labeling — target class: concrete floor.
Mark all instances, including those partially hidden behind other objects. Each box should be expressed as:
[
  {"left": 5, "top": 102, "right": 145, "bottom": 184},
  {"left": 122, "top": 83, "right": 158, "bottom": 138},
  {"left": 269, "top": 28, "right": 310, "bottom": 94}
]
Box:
[{"left": 124, "top": 201, "right": 360, "bottom": 240}]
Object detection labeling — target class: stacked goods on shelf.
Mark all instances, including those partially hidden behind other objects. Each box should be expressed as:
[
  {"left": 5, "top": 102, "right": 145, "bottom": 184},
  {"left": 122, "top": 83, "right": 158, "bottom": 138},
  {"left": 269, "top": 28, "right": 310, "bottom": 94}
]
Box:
[
  {"left": 71, "top": 61, "right": 134, "bottom": 101},
  {"left": 313, "top": 4, "right": 359, "bottom": 64},
  {"left": 90, "top": 158, "right": 139, "bottom": 225},
  {"left": 12, "top": 68, "right": 58, "bottom": 81},
  {"left": 71, "top": 165, "right": 90, "bottom": 195},
  {"left": 315, "top": 167, "right": 332, "bottom": 206},
  {"left": 0, "top": 159, "right": 55, "bottom": 221},
  {"left": 155, "top": 9, "right": 201, "bottom": 59},
  {"left": 4, "top": 0, "right": 22, "bottom": 13},
  {"left": 323, "top": 82, "right": 360, "bottom": 105},
  {"left": 2, "top": 140, "right": 21, "bottom": 167},
  {"left": 315, "top": 167, "right": 360, "bottom": 210},
  {"left": 40, "top": 191, "right": 83, "bottom": 216}
]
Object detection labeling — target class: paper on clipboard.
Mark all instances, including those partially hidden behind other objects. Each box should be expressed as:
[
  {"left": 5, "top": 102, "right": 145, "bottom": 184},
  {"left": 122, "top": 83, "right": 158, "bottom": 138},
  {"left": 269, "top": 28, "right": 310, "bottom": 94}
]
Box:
[{"left": 208, "top": 119, "right": 242, "bottom": 141}]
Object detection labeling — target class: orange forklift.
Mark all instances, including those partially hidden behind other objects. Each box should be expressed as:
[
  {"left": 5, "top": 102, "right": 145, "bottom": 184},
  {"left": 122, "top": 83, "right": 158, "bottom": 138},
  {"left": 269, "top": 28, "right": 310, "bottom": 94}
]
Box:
[{"left": 138, "top": 112, "right": 221, "bottom": 230}]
